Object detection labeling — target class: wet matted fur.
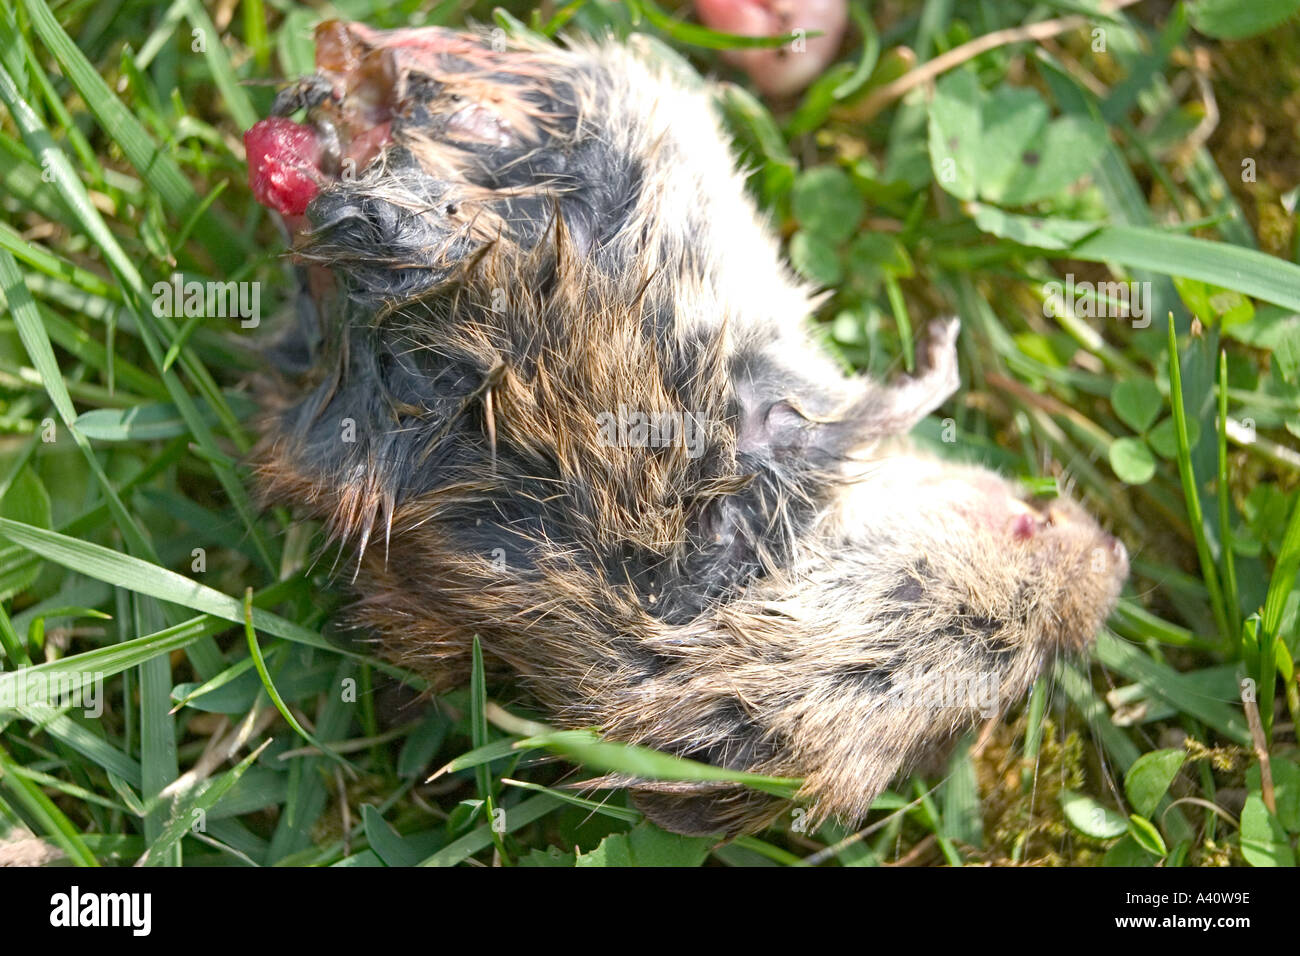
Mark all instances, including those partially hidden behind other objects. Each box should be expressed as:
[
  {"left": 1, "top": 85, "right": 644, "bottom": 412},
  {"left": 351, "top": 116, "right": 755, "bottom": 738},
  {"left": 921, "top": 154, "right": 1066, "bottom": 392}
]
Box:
[{"left": 248, "top": 22, "right": 1128, "bottom": 836}]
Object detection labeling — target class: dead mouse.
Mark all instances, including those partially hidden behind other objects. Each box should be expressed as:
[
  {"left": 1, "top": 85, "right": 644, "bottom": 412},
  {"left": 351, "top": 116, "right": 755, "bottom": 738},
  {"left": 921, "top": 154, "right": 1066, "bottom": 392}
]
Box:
[{"left": 245, "top": 21, "right": 1128, "bottom": 837}]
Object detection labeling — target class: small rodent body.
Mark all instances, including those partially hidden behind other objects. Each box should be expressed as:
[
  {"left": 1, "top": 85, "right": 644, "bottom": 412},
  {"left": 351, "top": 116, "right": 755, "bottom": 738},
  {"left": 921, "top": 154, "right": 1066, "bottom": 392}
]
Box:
[{"left": 247, "top": 21, "right": 1128, "bottom": 836}]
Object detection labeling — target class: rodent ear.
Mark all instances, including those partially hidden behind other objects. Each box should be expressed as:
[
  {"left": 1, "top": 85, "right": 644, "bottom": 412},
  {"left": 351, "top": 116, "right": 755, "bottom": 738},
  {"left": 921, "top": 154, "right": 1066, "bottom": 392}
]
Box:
[{"left": 736, "top": 397, "right": 810, "bottom": 457}]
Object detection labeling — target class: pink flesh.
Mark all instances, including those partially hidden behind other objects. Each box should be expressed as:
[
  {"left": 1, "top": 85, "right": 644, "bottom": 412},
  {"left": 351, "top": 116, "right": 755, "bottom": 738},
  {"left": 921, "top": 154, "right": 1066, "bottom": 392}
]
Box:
[
  {"left": 1010, "top": 512, "right": 1038, "bottom": 541},
  {"left": 246, "top": 20, "right": 523, "bottom": 226},
  {"left": 697, "top": 0, "right": 849, "bottom": 97},
  {"left": 696, "top": 0, "right": 773, "bottom": 36},
  {"left": 245, "top": 118, "right": 323, "bottom": 218}
]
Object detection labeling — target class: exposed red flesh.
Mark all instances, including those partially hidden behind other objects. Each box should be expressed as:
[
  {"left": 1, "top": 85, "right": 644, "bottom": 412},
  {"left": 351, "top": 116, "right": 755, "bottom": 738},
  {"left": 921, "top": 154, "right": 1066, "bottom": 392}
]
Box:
[
  {"left": 246, "top": 20, "right": 514, "bottom": 225},
  {"left": 245, "top": 118, "right": 323, "bottom": 218}
]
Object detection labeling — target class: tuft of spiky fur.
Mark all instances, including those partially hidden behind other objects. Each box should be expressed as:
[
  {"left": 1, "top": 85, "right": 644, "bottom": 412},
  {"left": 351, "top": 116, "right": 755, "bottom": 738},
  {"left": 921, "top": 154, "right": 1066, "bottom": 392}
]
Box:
[{"left": 249, "top": 21, "right": 1128, "bottom": 836}]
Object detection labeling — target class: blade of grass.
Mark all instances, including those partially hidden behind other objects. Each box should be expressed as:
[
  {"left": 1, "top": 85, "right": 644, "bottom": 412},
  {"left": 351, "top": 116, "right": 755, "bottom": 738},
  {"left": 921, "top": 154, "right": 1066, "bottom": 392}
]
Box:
[
  {"left": 420, "top": 793, "right": 561, "bottom": 867},
  {"left": 470, "top": 635, "right": 509, "bottom": 862},
  {"left": 242, "top": 587, "right": 351, "bottom": 770},
  {"left": 0, "top": 742, "right": 99, "bottom": 866},
  {"left": 972, "top": 205, "right": 1300, "bottom": 312},
  {"left": 180, "top": 0, "right": 257, "bottom": 130},
  {"left": 0, "top": 62, "right": 273, "bottom": 571},
  {"left": 267, "top": 658, "right": 358, "bottom": 862},
  {"left": 833, "top": 1, "right": 881, "bottom": 99},
  {"left": 0, "top": 221, "right": 117, "bottom": 298},
  {"left": 0, "top": 762, "right": 129, "bottom": 814},
  {"left": 137, "top": 739, "right": 270, "bottom": 866},
  {"left": 1094, "top": 631, "right": 1250, "bottom": 745},
  {"left": 436, "top": 713, "right": 802, "bottom": 798},
  {"left": 632, "top": 0, "right": 812, "bottom": 49},
  {"left": 1217, "top": 352, "right": 1242, "bottom": 632},
  {"left": 512, "top": 728, "right": 803, "bottom": 799},
  {"left": 0, "top": 518, "right": 328, "bottom": 651},
  {"left": 1166, "top": 317, "right": 1233, "bottom": 649},
  {"left": 1258, "top": 487, "right": 1300, "bottom": 742},
  {"left": 19, "top": 0, "right": 248, "bottom": 271},
  {"left": 134, "top": 592, "right": 179, "bottom": 864},
  {"left": 0, "top": 247, "right": 152, "bottom": 558},
  {"left": 500, "top": 777, "right": 640, "bottom": 823}
]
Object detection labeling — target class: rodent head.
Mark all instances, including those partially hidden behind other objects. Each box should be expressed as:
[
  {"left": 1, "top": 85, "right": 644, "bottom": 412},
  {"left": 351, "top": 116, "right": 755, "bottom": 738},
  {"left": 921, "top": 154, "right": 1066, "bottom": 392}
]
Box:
[
  {"left": 750, "top": 451, "right": 1130, "bottom": 826},
  {"left": 838, "top": 451, "right": 1128, "bottom": 668},
  {"left": 877, "top": 457, "right": 1129, "bottom": 651}
]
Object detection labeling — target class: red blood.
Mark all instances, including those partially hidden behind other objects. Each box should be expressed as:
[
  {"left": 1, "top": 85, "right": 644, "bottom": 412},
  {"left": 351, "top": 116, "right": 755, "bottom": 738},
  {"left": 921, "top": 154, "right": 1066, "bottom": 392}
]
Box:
[{"left": 245, "top": 118, "right": 323, "bottom": 218}]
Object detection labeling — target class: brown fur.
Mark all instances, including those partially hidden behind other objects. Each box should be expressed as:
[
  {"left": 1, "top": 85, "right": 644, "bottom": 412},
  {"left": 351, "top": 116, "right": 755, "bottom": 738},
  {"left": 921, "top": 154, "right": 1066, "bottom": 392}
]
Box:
[{"left": 250, "top": 22, "right": 1128, "bottom": 836}]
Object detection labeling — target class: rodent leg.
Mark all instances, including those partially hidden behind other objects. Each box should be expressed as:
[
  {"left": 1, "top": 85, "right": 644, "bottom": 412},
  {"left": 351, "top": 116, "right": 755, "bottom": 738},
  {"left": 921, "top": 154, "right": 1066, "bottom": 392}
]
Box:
[{"left": 848, "top": 316, "right": 960, "bottom": 441}]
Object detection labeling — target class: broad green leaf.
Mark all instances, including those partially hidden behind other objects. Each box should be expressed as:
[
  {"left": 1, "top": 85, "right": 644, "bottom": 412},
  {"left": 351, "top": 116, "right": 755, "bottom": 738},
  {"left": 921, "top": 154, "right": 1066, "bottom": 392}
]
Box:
[
  {"left": 575, "top": 822, "right": 712, "bottom": 867},
  {"left": 847, "top": 233, "right": 913, "bottom": 283},
  {"left": 1126, "top": 814, "right": 1168, "bottom": 857},
  {"left": 1148, "top": 416, "right": 1201, "bottom": 460},
  {"left": 928, "top": 71, "right": 1106, "bottom": 205},
  {"left": 1239, "top": 792, "right": 1295, "bottom": 867},
  {"left": 1111, "top": 379, "right": 1163, "bottom": 433},
  {"left": 1109, "top": 436, "right": 1156, "bottom": 484},
  {"left": 517, "top": 846, "right": 577, "bottom": 867},
  {"left": 1189, "top": 0, "right": 1300, "bottom": 39},
  {"left": 1246, "top": 759, "right": 1300, "bottom": 834},
  {"left": 789, "top": 231, "right": 843, "bottom": 286},
  {"left": 362, "top": 805, "right": 425, "bottom": 867},
  {"left": 792, "top": 167, "right": 862, "bottom": 241},
  {"left": 1124, "top": 748, "right": 1186, "bottom": 818},
  {"left": 1060, "top": 789, "right": 1128, "bottom": 839}
]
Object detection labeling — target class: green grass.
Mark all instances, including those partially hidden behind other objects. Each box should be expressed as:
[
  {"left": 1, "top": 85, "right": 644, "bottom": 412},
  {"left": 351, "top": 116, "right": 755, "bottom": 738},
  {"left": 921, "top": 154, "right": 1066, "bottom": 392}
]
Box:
[{"left": 0, "top": 0, "right": 1297, "bottom": 867}]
